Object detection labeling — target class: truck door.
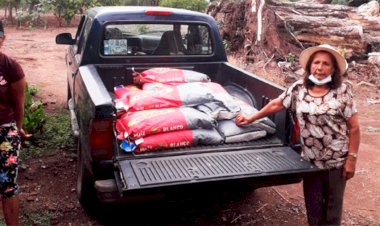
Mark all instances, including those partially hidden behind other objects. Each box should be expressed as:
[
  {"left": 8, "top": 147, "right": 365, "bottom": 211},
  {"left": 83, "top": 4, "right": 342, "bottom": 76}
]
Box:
[{"left": 67, "top": 15, "right": 87, "bottom": 102}]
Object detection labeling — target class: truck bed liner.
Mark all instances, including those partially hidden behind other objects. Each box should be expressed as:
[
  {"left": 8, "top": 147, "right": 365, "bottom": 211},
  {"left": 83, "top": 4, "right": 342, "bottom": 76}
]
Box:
[{"left": 117, "top": 146, "right": 317, "bottom": 191}]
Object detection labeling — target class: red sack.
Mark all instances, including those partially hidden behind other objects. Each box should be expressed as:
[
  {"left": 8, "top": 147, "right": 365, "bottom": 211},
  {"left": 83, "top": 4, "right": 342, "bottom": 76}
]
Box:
[
  {"left": 135, "top": 128, "right": 224, "bottom": 153},
  {"left": 115, "top": 82, "right": 239, "bottom": 112},
  {"left": 121, "top": 86, "right": 182, "bottom": 111},
  {"left": 115, "top": 107, "right": 217, "bottom": 140},
  {"left": 134, "top": 67, "right": 210, "bottom": 85},
  {"left": 114, "top": 85, "right": 141, "bottom": 99},
  {"left": 136, "top": 130, "right": 194, "bottom": 153}
]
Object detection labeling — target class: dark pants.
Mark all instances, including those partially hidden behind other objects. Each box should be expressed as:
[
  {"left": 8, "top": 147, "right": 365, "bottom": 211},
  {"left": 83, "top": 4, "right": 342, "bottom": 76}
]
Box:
[{"left": 303, "top": 168, "right": 346, "bottom": 226}]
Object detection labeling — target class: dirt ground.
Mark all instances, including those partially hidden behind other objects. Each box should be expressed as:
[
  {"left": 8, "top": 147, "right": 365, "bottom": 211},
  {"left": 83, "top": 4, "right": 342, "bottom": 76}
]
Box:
[{"left": 1, "top": 25, "right": 379, "bottom": 225}]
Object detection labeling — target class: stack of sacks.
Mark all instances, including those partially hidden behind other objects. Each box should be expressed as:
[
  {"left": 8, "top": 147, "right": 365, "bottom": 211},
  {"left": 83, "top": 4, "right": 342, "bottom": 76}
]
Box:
[
  {"left": 216, "top": 98, "right": 276, "bottom": 143},
  {"left": 195, "top": 84, "right": 277, "bottom": 143},
  {"left": 116, "top": 107, "right": 223, "bottom": 153},
  {"left": 114, "top": 67, "right": 277, "bottom": 153},
  {"left": 115, "top": 68, "right": 226, "bottom": 153}
]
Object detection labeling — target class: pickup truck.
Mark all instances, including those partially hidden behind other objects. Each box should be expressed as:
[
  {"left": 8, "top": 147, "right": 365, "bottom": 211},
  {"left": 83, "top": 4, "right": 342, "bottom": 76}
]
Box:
[{"left": 55, "top": 6, "right": 319, "bottom": 207}]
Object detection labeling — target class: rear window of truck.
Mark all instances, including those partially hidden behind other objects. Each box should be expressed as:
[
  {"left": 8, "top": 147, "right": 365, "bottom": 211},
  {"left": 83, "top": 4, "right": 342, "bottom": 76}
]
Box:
[{"left": 102, "top": 23, "right": 213, "bottom": 56}]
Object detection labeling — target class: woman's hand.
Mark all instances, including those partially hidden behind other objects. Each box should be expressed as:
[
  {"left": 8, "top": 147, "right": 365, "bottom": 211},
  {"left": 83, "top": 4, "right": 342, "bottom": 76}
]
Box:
[
  {"left": 235, "top": 113, "right": 252, "bottom": 126},
  {"left": 343, "top": 157, "right": 356, "bottom": 180},
  {"left": 235, "top": 98, "right": 284, "bottom": 126},
  {"left": 19, "top": 128, "right": 32, "bottom": 141}
]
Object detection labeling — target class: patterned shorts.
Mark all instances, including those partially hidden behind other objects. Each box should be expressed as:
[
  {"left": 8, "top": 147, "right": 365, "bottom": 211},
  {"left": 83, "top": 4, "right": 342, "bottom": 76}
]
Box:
[{"left": 0, "top": 123, "right": 20, "bottom": 199}]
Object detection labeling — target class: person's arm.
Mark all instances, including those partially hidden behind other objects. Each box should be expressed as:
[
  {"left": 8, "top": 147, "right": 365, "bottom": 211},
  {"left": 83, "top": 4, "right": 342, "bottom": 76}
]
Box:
[
  {"left": 343, "top": 113, "right": 360, "bottom": 180},
  {"left": 235, "top": 97, "right": 285, "bottom": 125},
  {"left": 9, "top": 77, "right": 29, "bottom": 138}
]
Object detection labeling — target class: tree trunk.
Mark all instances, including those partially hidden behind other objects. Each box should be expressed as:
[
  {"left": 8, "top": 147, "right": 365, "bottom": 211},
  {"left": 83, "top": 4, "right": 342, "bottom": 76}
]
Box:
[
  {"left": 7, "top": 4, "right": 13, "bottom": 24},
  {"left": 29, "top": 0, "right": 39, "bottom": 14},
  {"left": 208, "top": 0, "right": 380, "bottom": 60},
  {"left": 268, "top": 0, "right": 380, "bottom": 55}
]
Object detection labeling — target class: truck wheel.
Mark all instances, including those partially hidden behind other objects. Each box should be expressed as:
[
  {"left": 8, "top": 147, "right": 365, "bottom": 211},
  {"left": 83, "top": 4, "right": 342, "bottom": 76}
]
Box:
[{"left": 77, "top": 142, "right": 97, "bottom": 209}]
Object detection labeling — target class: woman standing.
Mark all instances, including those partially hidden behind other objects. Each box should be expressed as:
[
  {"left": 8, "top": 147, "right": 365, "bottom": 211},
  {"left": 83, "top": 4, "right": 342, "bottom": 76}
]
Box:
[
  {"left": 0, "top": 21, "right": 29, "bottom": 226},
  {"left": 235, "top": 44, "right": 360, "bottom": 225}
]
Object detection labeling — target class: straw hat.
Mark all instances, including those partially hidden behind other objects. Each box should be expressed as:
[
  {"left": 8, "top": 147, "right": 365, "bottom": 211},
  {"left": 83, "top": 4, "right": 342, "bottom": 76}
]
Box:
[{"left": 299, "top": 44, "right": 347, "bottom": 76}]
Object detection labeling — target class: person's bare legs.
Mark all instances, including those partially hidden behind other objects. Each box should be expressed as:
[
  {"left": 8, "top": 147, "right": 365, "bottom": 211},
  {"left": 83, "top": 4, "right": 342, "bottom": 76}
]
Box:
[{"left": 2, "top": 195, "right": 19, "bottom": 226}]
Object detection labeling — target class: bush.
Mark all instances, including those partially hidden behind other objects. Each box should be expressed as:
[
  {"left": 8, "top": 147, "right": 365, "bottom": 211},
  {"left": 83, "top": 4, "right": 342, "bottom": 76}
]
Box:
[
  {"left": 23, "top": 84, "right": 46, "bottom": 135},
  {"left": 21, "top": 85, "right": 74, "bottom": 160},
  {"left": 20, "top": 110, "right": 75, "bottom": 160}
]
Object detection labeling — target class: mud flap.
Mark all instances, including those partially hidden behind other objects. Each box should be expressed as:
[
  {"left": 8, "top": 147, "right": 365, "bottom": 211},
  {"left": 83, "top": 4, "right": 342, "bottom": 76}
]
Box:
[{"left": 116, "top": 147, "right": 319, "bottom": 192}]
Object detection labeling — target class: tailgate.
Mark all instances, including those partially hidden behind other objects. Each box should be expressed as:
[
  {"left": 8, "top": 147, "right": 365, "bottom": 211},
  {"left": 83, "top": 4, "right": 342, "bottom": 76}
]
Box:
[{"left": 116, "top": 146, "right": 319, "bottom": 192}]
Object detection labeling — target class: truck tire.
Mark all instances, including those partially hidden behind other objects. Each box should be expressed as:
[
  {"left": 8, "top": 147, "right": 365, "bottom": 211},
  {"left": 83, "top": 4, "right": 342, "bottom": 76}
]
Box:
[{"left": 76, "top": 141, "right": 97, "bottom": 210}]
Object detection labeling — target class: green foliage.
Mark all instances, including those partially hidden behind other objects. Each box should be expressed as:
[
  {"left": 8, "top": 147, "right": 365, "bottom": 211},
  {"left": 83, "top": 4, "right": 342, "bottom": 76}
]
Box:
[
  {"left": 20, "top": 110, "right": 75, "bottom": 160},
  {"left": 39, "top": 0, "right": 101, "bottom": 25},
  {"left": 21, "top": 85, "right": 74, "bottom": 160},
  {"left": 21, "top": 211, "right": 58, "bottom": 226},
  {"left": 41, "top": 111, "right": 74, "bottom": 149},
  {"left": 23, "top": 84, "right": 46, "bottom": 135},
  {"left": 223, "top": 39, "right": 231, "bottom": 51},
  {"left": 28, "top": 86, "right": 38, "bottom": 95},
  {"left": 137, "top": 24, "right": 149, "bottom": 33},
  {"left": 159, "top": 0, "right": 208, "bottom": 12},
  {"left": 216, "top": 20, "right": 224, "bottom": 29},
  {"left": 337, "top": 47, "right": 348, "bottom": 58},
  {"left": 287, "top": 52, "right": 296, "bottom": 62},
  {"left": 98, "top": 0, "right": 125, "bottom": 5},
  {"left": 16, "top": 6, "right": 48, "bottom": 29}
]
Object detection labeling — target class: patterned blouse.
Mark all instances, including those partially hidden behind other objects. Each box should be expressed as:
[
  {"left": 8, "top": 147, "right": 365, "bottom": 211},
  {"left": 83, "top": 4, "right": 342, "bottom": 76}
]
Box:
[{"left": 279, "top": 80, "right": 358, "bottom": 169}]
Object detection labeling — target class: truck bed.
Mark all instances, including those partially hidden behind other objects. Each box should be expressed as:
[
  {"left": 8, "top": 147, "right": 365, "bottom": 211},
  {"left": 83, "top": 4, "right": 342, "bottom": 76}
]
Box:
[{"left": 81, "top": 63, "right": 319, "bottom": 198}]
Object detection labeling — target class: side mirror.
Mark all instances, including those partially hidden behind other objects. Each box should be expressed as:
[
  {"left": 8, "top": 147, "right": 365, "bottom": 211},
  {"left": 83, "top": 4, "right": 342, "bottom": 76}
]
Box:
[{"left": 56, "top": 33, "right": 75, "bottom": 45}]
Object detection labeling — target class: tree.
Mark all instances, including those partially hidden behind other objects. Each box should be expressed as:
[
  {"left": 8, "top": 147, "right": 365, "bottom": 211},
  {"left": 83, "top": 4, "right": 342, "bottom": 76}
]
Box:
[
  {"left": 38, "top": 0, "right": 100, "bottom": 26},
  {"left": 0, "top": 0, "right": 21, "bottom": 23},
  {"left": 37, "top": 0, "right": 130, "bottom": 26}
]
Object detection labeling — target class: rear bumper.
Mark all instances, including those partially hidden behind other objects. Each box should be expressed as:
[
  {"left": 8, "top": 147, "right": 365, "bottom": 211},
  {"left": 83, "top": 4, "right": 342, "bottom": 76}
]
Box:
[
  {"left": 95, "top": 146, "right": 320, "bottom": 203},
  {"left": 95, "top": 179, "right": 166, "bottom": 203},
  {"left": 94, "top": 172, "right": 314, "bottom": 203}
]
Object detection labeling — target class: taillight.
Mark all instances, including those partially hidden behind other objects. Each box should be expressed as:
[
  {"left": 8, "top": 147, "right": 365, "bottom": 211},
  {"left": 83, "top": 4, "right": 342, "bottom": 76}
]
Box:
[
  {"left": 145, "top": 10, "right": 172, "bottom": 16},
  {"left": 89, "top": 118, "right": 114, "bottom": 160},
  {"left": 291, "top": 116, "right": 300, "bottom": 145}
]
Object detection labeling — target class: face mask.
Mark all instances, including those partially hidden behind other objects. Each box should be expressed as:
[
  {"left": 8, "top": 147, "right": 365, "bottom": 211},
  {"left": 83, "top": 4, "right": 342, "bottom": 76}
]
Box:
[{"left": 308, "top": 74, "right": 332, "bottom": 86}]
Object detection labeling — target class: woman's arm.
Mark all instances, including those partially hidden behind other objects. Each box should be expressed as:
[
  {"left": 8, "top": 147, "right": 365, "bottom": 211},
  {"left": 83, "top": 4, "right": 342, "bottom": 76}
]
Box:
[
  {"left": 235, "top": 97, "right": 285, "bottom": 125},
  {"left": 10, "top": 78, "right": 27, "bottom": 136},
  {"left": 343, "top": 113, "right": 360, "bottom": 180}
]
